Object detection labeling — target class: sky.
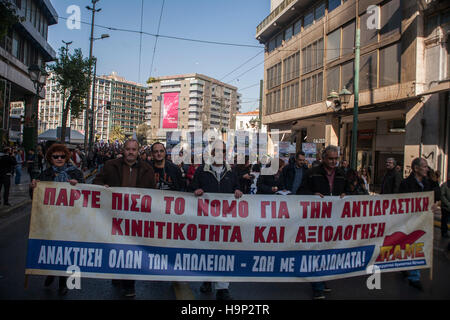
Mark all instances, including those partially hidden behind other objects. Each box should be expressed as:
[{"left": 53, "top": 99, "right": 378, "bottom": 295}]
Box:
[{"left": 47, "top": 0, "right": 270, "bottom": 113}]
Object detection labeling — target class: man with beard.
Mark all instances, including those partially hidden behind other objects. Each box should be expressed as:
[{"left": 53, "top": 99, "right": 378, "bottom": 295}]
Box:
[{"left": 150, "top": 142, "right": 183, "bottom": 191}]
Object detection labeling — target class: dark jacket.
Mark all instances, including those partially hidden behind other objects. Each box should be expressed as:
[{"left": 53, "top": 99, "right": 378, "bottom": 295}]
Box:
[
  {"left": 297, "top": 164, "right": 350, "bottom": 196},
  {"left": 190, "top": 164, "right": 241, "bottom": 194},
  {"left": 279, "top": 162, "right": 308, "bottom": 193},
  {"left": 93, "top": 158, "right": 155, "bottom": 189},
  {"left": 380, "top": 169, "right": 402, "bottom": 194},
  {"left": 399, "top": 173, "right": 434, "bottom": 199},
  {"left": 256, "top": 172, "right": 281, "bottom": 194},
  {"left": 236, "top": 165, "right": 252, "bottom": 194},
  {"left": 0, "top": 153, "right": 17, "bottom": 177},
  {"left": 38, "top": 166, "right": 85, "bottom": 183},
  {"left": 150, "top": 160, "right": 184, "bottom": 191}
]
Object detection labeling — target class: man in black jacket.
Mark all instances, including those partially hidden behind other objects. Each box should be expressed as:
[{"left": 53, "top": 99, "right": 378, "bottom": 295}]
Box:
[
  {"left": 279, "top": 151, "right": 308, "bottom": 194},
  {"left": 150, "top": 142, "right": 184, "bottom": 191},
  {"left": 380, "top": 158, "right": 402, "bottom": 194},
  {"left": 398, "top": 157, "right": 434, "bottom": 291},
  {"left": 0, "top": 147, "right": 17, "bottom": 206},
  {"left": 191, "top": 141, "right": 243, "bottom": 300},
  {"left": 297, "top": 145, "right": 349, "bottom": 299}
]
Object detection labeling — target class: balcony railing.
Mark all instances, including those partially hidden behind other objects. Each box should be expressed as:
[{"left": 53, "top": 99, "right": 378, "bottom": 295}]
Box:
[{"left": 256, "top": 0, "right": 296, "bottom": 35}]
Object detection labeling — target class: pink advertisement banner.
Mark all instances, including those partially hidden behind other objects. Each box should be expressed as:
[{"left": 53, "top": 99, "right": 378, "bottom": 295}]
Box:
[{"left": 162, "top": 92, "right": 179, "bottom": 129}]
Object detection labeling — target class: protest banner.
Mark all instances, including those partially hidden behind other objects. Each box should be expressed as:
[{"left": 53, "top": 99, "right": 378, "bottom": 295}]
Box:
[{"left": 25, "top": 182, "right": 433, "bottom": 282}]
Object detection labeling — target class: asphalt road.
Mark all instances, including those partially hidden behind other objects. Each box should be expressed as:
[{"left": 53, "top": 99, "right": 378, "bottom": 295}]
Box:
[{"left": 1, "top": 203, "right": 449, "bottom": 301}]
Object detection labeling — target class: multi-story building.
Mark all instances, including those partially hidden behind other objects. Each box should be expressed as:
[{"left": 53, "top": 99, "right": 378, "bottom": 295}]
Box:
[
  {"left": 39, "top": 71, "right": 146, "bottom": 142},
  {"left": 39, "top": 71, "right": 111, "bottom": 141},
  {"left": 104, "top": 72, "right": 146, "bottom": 137},
  {"left": 0, "top": 0, "right": 57, "bottom": 145},
  {"left": 256, "top": 0, "right": 450, "bottom": 185},
  {"left": 145, "top": 74, "right": 241, "bottom": 143}
]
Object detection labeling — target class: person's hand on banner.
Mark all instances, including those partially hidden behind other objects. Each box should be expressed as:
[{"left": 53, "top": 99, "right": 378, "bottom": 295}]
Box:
[
  {"left": 30, "top": 179, "right": 39, "bottom": 189},
  {"left": 234, "top": 190, "right": 243, "bottom": 199},
  {"left": 69, "top": 179, "right": 79, "bottom": 186},
  {"left": 340, "top": 193, "right": 346, "bottom": 198},
  {"left": 315, "top": 193, "right": 324, "bottom": 198},
  {"left": 194, "top": 189, "right": 204, "bottom": 197}
]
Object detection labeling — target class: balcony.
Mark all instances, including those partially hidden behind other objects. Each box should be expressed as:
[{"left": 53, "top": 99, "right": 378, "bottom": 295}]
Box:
[{"left": 256, "top": 0, "right": 314, "bottom": 42}]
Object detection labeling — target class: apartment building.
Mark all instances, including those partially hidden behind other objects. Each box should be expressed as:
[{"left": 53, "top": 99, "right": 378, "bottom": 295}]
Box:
[
  {"left": 0, "top": 0, "right": 57, "bottom": 146},
  {"left": 38, "top": 71, "right": 112, "bottom": 141},
  {"left": 39, "top": 71, "right": 146, "bottom": 142},
  {"left": 105, "top": 72, "right": 146, "bottom": 137},
  {"left": 145, "top": 74, "right": 241, "bottom": 143},
  {"left": 256, "top": 0, "right": 450, "bottom": 185}
]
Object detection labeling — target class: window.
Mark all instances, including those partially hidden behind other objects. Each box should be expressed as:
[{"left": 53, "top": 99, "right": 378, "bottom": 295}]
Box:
[
  {"left": 326, "top": 66, "right": 340, "bottom": 95},
  {"left": 342, "top": 20, "right": 355, "bottom": 56},
  {"left": 360, "top": 9, "right": 378, "bottom": 47},
  {"left": 328, "top": 0, "right": 341, "bottom": 13},
  {"left": 380, "top": 43, "right": 400, "bottom": 87},
  {"left": 315, "top": 2, "right": 325, "bottom": 21},
  {"left": 380, "top": 0, "right": 401, "bottom": 38},
  {"left": 285, "top": 25, "right": 293, "bottom": 42},
  {"left": 304, "top": 10, "right": 314, "bottom": 29},
  {"left": 283, "top": 51, "right": 300, "bottom": 82},
  {"left": 327, "top": 28, "right": 341, "bottom": 62},
  {"left": 294, "top": 18, "right": 302, "bottom": 35},
  {"left": 302, "top": 38, "right": 323, "bottom": 75},
  {"left": 359, "top": 51, "right": 377, "bottom": 91},
  {"left": 342, "top": 60, "right": 354, "bottom": 93},
  {"left": 301, "top": 72, "right": 322, "bottom": 106}
]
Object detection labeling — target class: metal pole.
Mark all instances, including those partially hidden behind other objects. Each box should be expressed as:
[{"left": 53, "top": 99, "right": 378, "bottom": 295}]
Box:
[
  {"left": 84, "top": 0, "right": 99, "bottom": 154},
  {"left": 351, "top": 27, "right": 360, "bottom": 170},
  {"left": 89, "top": 58, "right": 97, "bottom": 151},
  {"left": 60, "top": 41, "right": 72, "bottom": 131},
  {"left": 259, "top": 79, "right": 263, "bottom": 130}
]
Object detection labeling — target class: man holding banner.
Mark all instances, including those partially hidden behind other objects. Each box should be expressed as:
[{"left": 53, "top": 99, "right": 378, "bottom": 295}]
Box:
[
  {"left": 297, "top": 145, "right": 349, "bottom": 299},
  {"left": 191, "top": 141, "right": 243, "bottom": 300},
  {"left": 398, "top": 157, "right": 433, "bottom": 291},
  {"left": 93, "top": 139, "right": 156, "bottom": 297}
]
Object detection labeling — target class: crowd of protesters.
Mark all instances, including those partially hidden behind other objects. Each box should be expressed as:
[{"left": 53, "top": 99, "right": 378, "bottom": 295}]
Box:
[{"left": 19, "top": 138, "right": 450, "bottom": 300}]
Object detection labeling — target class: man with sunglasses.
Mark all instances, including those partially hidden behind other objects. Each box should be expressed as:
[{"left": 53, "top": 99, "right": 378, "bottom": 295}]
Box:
[
  {"left": 191, "top": 140, "right": 243, "bottom": 300},
  {"left": 297, "top": 145, "right": 350, "bottom": 299}
]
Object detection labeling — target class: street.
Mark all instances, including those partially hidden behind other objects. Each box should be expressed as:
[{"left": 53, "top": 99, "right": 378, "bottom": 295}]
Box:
[{"left": 1, "top": 202, "right": 449, "bottom": 300}]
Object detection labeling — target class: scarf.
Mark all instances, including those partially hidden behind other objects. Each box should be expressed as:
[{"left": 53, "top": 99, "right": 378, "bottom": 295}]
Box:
[{"left": 52, "top": 164, "right": 76, "bottom": 182}]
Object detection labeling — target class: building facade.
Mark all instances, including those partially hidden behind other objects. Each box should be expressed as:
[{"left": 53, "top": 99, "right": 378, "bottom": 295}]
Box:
[
  {"left": 256, "top": 0, "right": 450, "bottom": 186},
  {"left": 39, "top": 71, "right": 146, "bottom": 142},
  {"left": 145, "top": 74, "right": 241, "bottom": 143},
  {"left": 0, "top": 0, "right": 57, "bottom": 145}
]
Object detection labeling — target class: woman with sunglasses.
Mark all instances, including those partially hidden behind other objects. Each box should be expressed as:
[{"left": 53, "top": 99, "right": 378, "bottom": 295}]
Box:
[{"left": 30, "top": 143, "right": 84, "bottom": 295}]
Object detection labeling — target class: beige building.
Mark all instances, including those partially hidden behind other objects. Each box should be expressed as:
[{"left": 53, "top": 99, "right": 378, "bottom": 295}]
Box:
[
  {"left": 256, "top": 0, "right": 450, "bottom": 186},
  {"left": 145, "top": 74, "right": 241, "bottom": 142}
]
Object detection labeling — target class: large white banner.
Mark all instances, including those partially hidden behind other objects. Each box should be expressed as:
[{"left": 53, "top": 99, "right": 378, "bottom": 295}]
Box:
[{"left": 26, "top": 182, "right": 433, "bottom": 282}]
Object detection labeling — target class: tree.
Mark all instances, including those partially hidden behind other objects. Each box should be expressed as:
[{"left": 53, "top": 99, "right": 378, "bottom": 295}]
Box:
[
  {"left": 48, "top": 47, "right": 93, "bottom": 142},
  {"left": 109, "top": 126, "right": 125, "bottom": 143},
  {"left": 0, "top": 0, "right": 23, "bottom": 40},
  {"left": 136, "top": 123, "right": 150, "bottom": 146}
]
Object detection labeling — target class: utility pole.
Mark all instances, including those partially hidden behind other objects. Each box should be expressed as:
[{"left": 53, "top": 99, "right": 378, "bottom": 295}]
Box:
[
  {"left": 259, "top": 79, "right": 263, "bottom": 130},
  {"left": 350, "top": 24, "right": 361, "bottom": 170},
  {"left": 89, "top": 57, "right": 97, "bottom": 150},
  {"left": 60, "top": 40, "right": 72, "bottom": 135},
  {"left": 84, "top": 0, "right": 100, "bottom": 154}
]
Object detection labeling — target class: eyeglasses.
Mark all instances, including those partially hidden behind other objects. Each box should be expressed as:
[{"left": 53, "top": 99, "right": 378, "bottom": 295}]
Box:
[{"left": 52, "top": 155, "right": 65, "bottom": 160}]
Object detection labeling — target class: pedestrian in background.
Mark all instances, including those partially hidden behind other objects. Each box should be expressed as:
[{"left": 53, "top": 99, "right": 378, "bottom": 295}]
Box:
[
  {"left": 440, "top": 175, "right": 450, "bottom": 239},
  {"left": 0, "top": 147, "right": 16, "bottom": 206},
  {"left": 380, "top": 158, "right": 402, "bottom": 194},
  {"left": 30, "top": 143, "right": 84, "bottom": 295},
  {"left": 14, "top": 148, "right": 23, "bottom": 185}
]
